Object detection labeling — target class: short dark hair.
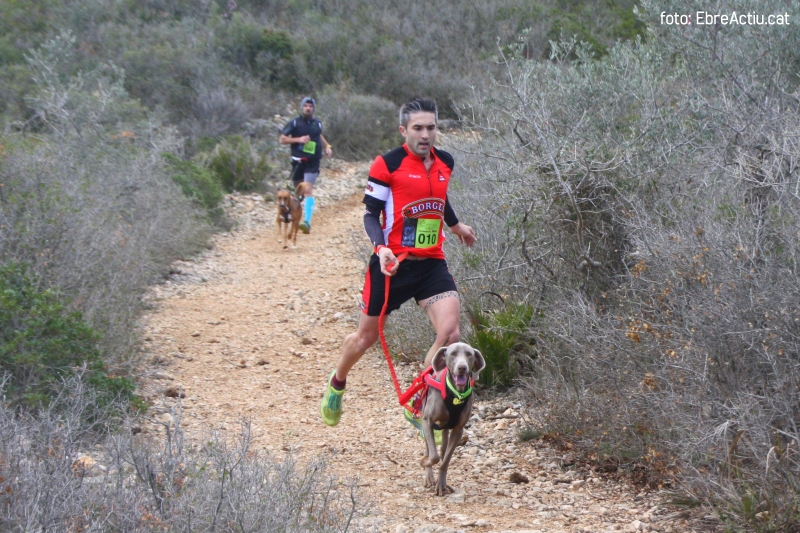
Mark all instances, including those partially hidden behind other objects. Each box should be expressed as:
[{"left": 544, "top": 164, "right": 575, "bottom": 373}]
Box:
[{"left": 399, "top": 97, "right": 437, "bottom": 127}]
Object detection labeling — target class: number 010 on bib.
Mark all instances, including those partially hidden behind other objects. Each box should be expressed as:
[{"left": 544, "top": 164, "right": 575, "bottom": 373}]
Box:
[{"left": 401, "top": 218, "right": 441, "bottom": 249}]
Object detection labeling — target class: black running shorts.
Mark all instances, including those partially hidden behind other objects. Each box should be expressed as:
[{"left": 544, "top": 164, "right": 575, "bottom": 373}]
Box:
[
  {"left": 290, "top": 158, "right": 321, "bottom": 187},
  {"left": 360, "top": 255, "right": 458, "bottom": 316}
]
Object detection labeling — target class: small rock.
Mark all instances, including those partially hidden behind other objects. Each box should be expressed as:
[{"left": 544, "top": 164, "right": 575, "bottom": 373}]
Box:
[
  {"left": 447, "top": 492, "right": 465, "bottom": 503},
  {"left": 191, "top": 331, "right": 201, "bottom": 337},
  {"left": 151, "top": 372, "right": 174, "bottom": 380},
  {"left": 395, "top": 526, "right": 410, "bottom": 533},
  {"left": 510, "top": 472, "right": 529, "bottom": 484},
  {"left": 165, "top": 386, "right": 185, "bottom": 398},
  {"left": 475, "top": 519, "right": 491, "bottom": 527}
]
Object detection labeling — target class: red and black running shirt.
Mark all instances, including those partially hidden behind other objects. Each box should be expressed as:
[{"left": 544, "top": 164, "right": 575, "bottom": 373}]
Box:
[{"left": 363, "top": 144, "right": 459, "bottom": 260}]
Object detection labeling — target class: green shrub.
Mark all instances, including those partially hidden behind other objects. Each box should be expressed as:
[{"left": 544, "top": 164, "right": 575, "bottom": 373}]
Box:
[
  {"left": 518, "top": 427, "right": 542, "bottom": 442},
  {"left": 215, "top": 13, "right": 298, "bottom": 89},
  {"left": 201, "top": 135, "right": 271, "bottom": 192},
  {"left": 466, "top": 302, "right": 535, "bottom": 388},
  {"left": 316, "top": 90, "right": 399, "bottom": 161},
  {"left": 163, "top": 153, "right": 224, "bottom": 210},
  {"left": 0, "top": 262, "right": 135, "bottom": 409},
  {"left": 544, "top": 15, "right": 607, "bottom": 59}
]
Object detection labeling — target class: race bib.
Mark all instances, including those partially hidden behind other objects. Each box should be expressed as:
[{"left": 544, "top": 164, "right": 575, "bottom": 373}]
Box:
[
  {"left": 401, "top": 218, "right": 441, "bottom": 248},
  {"left": 302, "top": 141, "right": 317, "bottom": 154}
]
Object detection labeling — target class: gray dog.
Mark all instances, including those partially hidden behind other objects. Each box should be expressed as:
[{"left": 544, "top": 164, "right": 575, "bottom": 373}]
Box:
[{"left": 419, "top": 342, "right": 485, "bottom": 495}]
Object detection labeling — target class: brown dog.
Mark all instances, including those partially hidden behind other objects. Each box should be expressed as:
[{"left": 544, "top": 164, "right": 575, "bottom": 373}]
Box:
[
  {"left": 420, "top": 342, "right": 485, "bottom": 495},
  {"left": 276, "top": 182, "right": 307, "bottom": 248}
]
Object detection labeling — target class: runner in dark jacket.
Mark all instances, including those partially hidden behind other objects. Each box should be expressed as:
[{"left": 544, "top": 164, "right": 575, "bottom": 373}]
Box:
[{"left": 279, "top": 96, "right": 332, "bottom": 234}]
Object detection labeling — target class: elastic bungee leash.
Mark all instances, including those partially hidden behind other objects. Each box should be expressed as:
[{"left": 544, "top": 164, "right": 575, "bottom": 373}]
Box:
[{"left": 377, "top": 251, "right": 432, "bottom": 416}]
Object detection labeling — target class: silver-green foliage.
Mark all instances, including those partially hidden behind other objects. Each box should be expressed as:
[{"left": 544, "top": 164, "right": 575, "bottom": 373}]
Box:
[
  {"left": 0, "top": 376, "right": 367, "bottom": 532},
  {"left": 445, "top": 0, "right": 800, "bottom": 526},
  {"left": 0, "top": 33, "right": 210, "bottom": 369}
]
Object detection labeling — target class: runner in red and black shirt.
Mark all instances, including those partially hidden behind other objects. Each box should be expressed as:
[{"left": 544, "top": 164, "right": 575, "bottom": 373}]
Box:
[{"left": 320, "top": 97, "right": 476, "bottom": 427}]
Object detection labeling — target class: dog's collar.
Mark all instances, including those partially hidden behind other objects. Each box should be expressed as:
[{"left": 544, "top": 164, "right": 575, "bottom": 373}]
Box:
[
  {"left": 445, "top": 373, "right": 472, "bottom": 402},
  {"left": 425, "top": 368, "right": 473, "bottom": 404}
]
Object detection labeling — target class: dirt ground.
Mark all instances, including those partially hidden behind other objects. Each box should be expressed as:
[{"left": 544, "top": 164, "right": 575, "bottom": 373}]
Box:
[{"left": 139, "top": 161, "right": 697, "bottom": 533}]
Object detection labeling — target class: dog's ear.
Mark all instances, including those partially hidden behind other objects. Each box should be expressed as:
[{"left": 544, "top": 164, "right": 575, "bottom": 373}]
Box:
[
  {"left": 471, "top": 347, "right": 486, "bottom": 382},
  {"left": 432, "top": 346, "right": 448, "bottom": 372}
]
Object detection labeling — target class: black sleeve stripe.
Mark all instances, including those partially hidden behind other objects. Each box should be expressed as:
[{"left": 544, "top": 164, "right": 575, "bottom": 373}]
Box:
[
  {"left": 367, "top": 176, "right": 390, "bottom": 187},
  {"left": 382, "top": 146, "right": 408, "bottom": 173},
  {"left": 363, "top": 195, "right": 386, "bottom": 211},
  {"left": 436, "top": 149, "right": 455, "bottom": 170}
]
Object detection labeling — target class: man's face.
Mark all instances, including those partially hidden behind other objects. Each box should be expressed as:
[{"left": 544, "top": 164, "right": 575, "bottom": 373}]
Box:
[
  {"left": 301, "top": 102, "right": 314, "bottom": 118},
  {"left": 400, "top": 111, "right": 437, "bottom": 159}
]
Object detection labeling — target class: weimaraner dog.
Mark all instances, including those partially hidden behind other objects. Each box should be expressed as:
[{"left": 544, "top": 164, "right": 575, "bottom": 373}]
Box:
[{"left": 420, "top": 342, "right": 485, "bottom": 495}]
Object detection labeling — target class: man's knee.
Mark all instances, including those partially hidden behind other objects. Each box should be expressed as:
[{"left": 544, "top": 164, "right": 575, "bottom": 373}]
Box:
[
  {"left": 435, "top": 324, "right": 460, "bottom": 344},
  {"left": 349, "top": 324, "right": 378, "bottom": 351}
]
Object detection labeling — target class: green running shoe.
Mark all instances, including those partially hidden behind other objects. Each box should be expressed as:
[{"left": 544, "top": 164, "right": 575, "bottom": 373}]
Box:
[
  {"left": 320, "top": 371, "right": 344, "bottom": 426},
  {"left": 403, "top": 407, "right": 443, "bottom": 446},
  {"left": 299, "top": 221, "right": 310, "bottom": 234}
]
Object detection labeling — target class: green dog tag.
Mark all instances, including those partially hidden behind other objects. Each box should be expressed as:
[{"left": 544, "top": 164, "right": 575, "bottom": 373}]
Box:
[{"left": 302, "top": 141, "right": 317, "bottom": 154}]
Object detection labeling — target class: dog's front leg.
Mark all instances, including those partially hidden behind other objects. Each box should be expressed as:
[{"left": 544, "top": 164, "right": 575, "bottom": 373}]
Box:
[
  {"left": 420, "top": 416, "right": 441, "bottom": 489},
  {"left": 420, "top": 417, "right": 440, "bottom": 467},
  {"left": 435, "top": 426, "right": 462, "bottom": 495}
]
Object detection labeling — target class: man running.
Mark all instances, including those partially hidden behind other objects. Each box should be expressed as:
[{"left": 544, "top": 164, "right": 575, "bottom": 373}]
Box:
[
  {"left": 279, "top": 96, "right": 332, "bottom": 234},
  {"left": 320, "top": 96, "right": 476, "bottom": 427}
]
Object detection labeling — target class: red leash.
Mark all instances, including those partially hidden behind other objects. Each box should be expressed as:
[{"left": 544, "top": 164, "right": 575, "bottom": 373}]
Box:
[{"left": 377, "top": 252, "right": 431, "bottom": 415}]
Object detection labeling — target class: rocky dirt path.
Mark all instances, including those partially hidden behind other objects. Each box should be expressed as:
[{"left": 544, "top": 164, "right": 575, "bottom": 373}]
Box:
[{"left": 139, "top": 161, "right": 693, "bottom": 533}]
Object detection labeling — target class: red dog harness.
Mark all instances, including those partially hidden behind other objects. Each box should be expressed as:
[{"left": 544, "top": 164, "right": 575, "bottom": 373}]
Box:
[{"left": 423, "top": 368, "right": 474, "bottom": 430}]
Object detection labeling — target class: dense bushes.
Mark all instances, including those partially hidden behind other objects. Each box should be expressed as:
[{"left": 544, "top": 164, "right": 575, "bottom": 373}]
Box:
[
  {"left": 0, "top": 379, "right": 368, "bottom": 532},
  {"left": 0, "top": 263, "right": 134, "bottom": 408},
  {"left": 163, "top": 153, "right": 224, "bottom": 211},
  {"left": 431, "top": 0, "right": 800, "bottom": 527},
  {"left": 0, "top": 35, "right": 211, "bottom": 368},
  {"left": 200, "top": 135, "right": 273, "bottom": 192},
  {"left": 316, "top": 91, "right": 399, "bottom": 161},
  {"left": 0, "top": 0, "right": 648, "bottom": 133}
]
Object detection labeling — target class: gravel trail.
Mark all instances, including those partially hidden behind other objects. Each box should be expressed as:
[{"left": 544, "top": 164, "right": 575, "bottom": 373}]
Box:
[{"left": 139, "top": 161, "right": 692, "bottom": 533}]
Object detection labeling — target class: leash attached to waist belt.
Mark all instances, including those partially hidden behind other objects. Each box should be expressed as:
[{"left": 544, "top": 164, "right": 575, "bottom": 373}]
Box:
[{"left": 377, "top": 251, "right": 433, "bottom": 416}]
